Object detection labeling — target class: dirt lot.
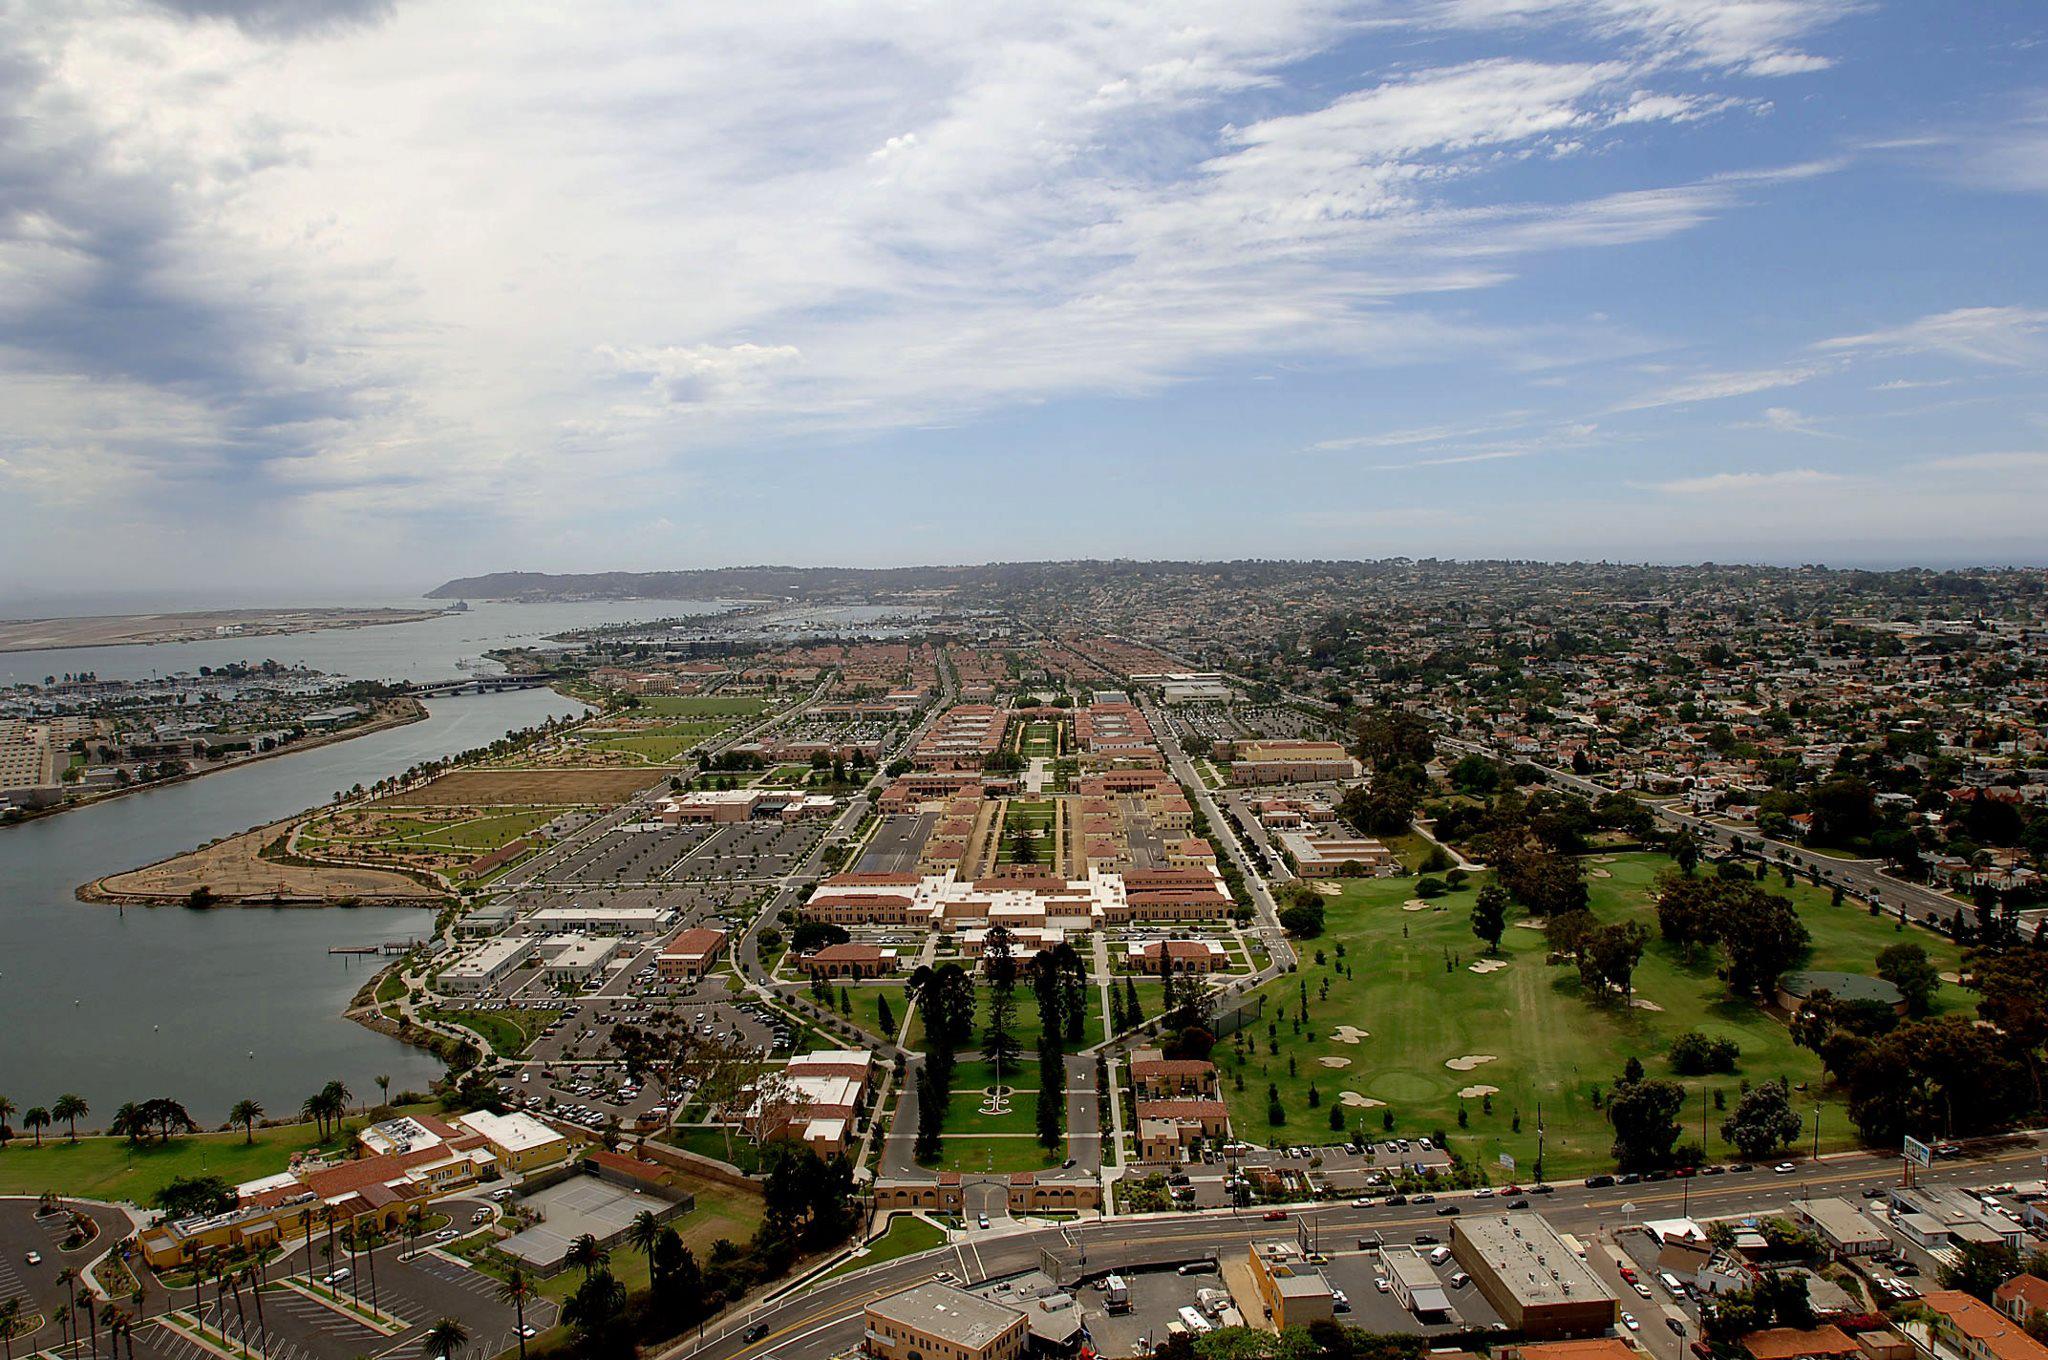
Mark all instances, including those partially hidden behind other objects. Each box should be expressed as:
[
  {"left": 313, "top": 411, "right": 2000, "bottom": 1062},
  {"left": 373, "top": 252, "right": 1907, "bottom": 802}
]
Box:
[
  {"left": 375, "top": 767, "right": 667, "bottom": 808},
  {"left": 87, "top": 822, "right": 438, "bottom": 904}
]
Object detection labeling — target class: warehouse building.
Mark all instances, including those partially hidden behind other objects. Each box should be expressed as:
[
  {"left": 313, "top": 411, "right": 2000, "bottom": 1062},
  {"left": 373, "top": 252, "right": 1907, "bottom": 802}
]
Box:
[
  {"left": 1451, "top": 1213, "right": 1619, "bottom": 1337},
  {"left": 1793, "top": 1198, "right": 1890, "bottom": 1257},
  {"left": 863, "top": 1281, "right": 1029, "bottom": 1360},
  {"left": 440, "top": 937, "right": 534, "bottom": 994}
]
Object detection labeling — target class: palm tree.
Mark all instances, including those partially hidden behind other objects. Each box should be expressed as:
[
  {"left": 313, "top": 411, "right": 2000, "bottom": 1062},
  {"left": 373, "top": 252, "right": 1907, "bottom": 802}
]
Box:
[
  {"left": 321, "top": 1080, "right": 353, "bottom": 1129},
  {"left": 52, "top": 1094, "right": 88, "bottom": 1141},
  {"left": 243, "top": 1264, "right": 266, "bottom": 1354},
  {"left": 53, "top": 1268, "right": 79, "bottom": 1351},
  {"left": 497, "top": 1270, "right": 534, "bottom": 1360},
  {"left": 358, "top": 1224, "right": 383, "bottom": 1314},
  {"left": 77, "top": 1288, "right": 98, "bottom": 1360},
  {"left": 1, "top": 1296, "right": 22, "bottom": 1360},
  {"left": 375, "top": 1075, "right": 392, "bottom": 1107},
  {"left": 0, "top": 1094, "right": 16, "bottom": 1146},
  {"left": 422, "top": 1317, "right": 469, "bottom": 1360},
  {"left": 563, "top": 1234, "right": 607, "bottom": 1280},
  {"left": 21, "top": 1109, "right": 48, "bottom": 1147},
  {"left": 625, "top": 1209, "right": 661, "bottom": 1264},
  {"left": 297, "top": 1208, "right": 315, "bottom": 1285},
  {"left": 228, "top": 1101, "right": 264, "bottom": 1144}
]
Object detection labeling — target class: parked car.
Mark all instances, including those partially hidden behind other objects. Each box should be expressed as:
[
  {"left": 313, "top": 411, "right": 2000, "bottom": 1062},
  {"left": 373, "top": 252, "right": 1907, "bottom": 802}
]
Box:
[{"left": 23, "top": 1251, "right": 41, "bottom": 1266}]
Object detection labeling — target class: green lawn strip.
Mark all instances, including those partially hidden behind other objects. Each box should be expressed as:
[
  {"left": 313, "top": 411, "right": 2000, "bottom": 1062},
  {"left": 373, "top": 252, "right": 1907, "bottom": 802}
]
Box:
[
  {"left": 666, "top": 1126, "right": 762, "bottom": 1174},
  {"left": 935, "top": 1090, "right": 1041, "bottom": 1135},
  {"left": 1221, "top": 853, "right": 1970, "bottom": 1178},
  {"left": 902, "top": 981, "right": 1141, "bottom": 1054},
  {"left": 420, "top": 1006, "right": 563, "bottom": 1057},
  {"left": 928, "top": 1135, "right": 1065, "bottom": 1174},
  {"left": 0, "top": 1106, "right": 436, "bottom": 1201},
  {"left": 630, "top": 696, "right": 772, "bottom": 719},
  {"left": 822, "top": 1215, "right": 946, "bottom": 1281}
]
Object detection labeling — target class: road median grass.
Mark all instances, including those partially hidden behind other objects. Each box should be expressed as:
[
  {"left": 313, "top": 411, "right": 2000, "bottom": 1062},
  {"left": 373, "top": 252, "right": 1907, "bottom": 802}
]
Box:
[{"left": 822, "top": 1215, "right": 946, "bottom": 1281}]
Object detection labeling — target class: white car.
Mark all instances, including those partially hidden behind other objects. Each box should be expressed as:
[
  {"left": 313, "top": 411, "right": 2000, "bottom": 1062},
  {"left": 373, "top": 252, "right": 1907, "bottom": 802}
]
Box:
[
  {"left": 1774, "top": 1162, "right": 1797, "bottom": 1175},
  {"left": 24, "top": 1251, "right": 41, "bottom": 1266},
  {"left": 1621, "top": 1313, "right": 1640, "bottom": 1332},
  {"left": 323, "top": 1268, "right": 351, "bottom": 1284}
]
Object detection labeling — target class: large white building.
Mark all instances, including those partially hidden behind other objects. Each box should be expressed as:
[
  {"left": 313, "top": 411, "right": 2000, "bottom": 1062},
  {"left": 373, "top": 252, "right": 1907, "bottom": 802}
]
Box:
[
  {"left": 801, "top": 865, "right": 1231, "bottom": 931},
  {"left": 520, "top": 904, "right": 675, "bottom": 936},
  {"left": 440, "top": 937, "right": 535, "bottom": 994}
]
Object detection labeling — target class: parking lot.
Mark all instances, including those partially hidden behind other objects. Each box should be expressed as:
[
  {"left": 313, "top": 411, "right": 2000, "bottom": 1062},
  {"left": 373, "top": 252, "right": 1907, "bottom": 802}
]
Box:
[
  {"left": 855, "top": 814, "right": 935, "bottom": 873},
  {"left": 1074, "top": 1266, "right": 1223, "bottom": 1357},
  {"left": 0, "top": 1197, "right": 135, "bottom": 1348},
  {"left": 508, "top": 989, "right": 793, "bottom": 1133}
]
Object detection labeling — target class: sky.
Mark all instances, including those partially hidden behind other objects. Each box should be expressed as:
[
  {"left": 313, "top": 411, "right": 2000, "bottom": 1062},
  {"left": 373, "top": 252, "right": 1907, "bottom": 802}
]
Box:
[{"left": 2, "top": 0, "right": 2046, "bottom": 603}]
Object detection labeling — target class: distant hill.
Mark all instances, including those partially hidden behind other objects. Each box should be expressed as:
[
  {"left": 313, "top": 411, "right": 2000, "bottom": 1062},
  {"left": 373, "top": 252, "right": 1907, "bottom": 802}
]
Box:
[
  {"left": 427, "top": 564, "right": 1015, "bottom": 601},
  {"left": 426, "top": 560, "right": 1324, "bottom": 601}
]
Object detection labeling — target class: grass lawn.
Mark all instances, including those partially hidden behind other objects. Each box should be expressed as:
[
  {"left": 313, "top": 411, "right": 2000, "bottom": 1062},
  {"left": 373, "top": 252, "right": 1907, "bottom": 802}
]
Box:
[
  {"left": 585, "top": 723, "right": 728, "bottom": 764},
  {"left": 1018, "top": 723, "right": 1062, "bottom": 758},
  {"left": 420, "top": 1005, "right": 563, "bottom": 1057},
  {"left": 630, "top": 696, "right": 772, "bottom": 719},
  {"left": 901, "top": 978, "right": 1160, "bottom": 1053},
  {"left": 996, "top": 799, "right": 1056, "bottom": 865},
  {"left": 1222, "top": 852, "right": 1975, "bottom": 1178},
  {"left": 823, "top": 1215, "right": 946, "bottom": 1280},
  {"left": 0, "top": 1107, "right": 434, "bottom": 1202},
  {"left": 667, "top": 1126, "right": 761, "bottom": 1173},
  {"left": 927, "top": 1135, "right": 1065, "bottom": 1175}
]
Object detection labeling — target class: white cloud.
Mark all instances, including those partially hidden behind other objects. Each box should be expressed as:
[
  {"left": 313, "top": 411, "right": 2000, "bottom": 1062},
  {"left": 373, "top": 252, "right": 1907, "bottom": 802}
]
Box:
[
  {"left": 1913, "top": 450, "right": 2048, "bottom": 475},
  {"left": 0, "top": 0, "right": 1880, "bottom": 583},
  {"left": 1650, "top": 467, "right": 1839, "bottom": 494},
  {"left": 1425, "top": 0, "right": 1844, "bottom": 76},
  {"left": 1816, "top": 307, "right": 2048, "bottom": 366},
  {"left": 1608, "top": 363, "right": 1823, "bottom": 411},
  {"left": 598, "top": 343, "right": 804, "bottom": 407}
]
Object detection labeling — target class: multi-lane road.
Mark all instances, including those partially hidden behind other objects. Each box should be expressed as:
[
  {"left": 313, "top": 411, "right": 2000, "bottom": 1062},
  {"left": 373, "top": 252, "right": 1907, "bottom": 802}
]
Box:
[{"left": 658, "top": 1132, "right": 2048, "bottom": 1360}]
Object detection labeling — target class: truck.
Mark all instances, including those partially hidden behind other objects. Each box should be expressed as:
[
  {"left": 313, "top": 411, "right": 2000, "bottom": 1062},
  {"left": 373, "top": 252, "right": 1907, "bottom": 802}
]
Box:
[{"left": 1104, "top": 1275, "right": 1131, "bottom": 1315}]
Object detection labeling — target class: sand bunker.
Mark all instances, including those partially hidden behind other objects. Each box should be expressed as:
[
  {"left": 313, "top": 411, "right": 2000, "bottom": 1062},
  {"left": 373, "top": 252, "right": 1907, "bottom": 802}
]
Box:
[
  {"left": 1595, "top": 856, "right": 1618, "bottom": 863},
  {"left": 1457, "top": 1085, "right": 1500, "bottom": 1099},
  {"left": 1940, "top": 971, "right": 1962, "bottom": 984},
  {"left": 1332, "top": 1025, "right": 1371, "bottom": 1044},
  {"left": 1313, "top": 882, "right": 1343, "bottom": 897},
  {"left": 1402, "top": 900, "right": 1432, "bottom": 912},
  {"left": 1319, "top": 1056, "right": 1352, "bottom": 1069},
  {"left": 1513, "top": 920, "right": 1547, "bottom": 930},
  {"left": 1589, "top": 868, "right": 1612, "bottom": 878},
  {"left": 1445, "top": 1054, "right": 1498, "bottom": 1072},
  {"left": 1630, "top": 998, "right": 1665, "bottom": 1012},
  {"left": 1468, "top": 959, "right": 1509, "bottom": 975},
  {"left": 1339, "top": 1092, "right": 1387, "bottom": 1109}
]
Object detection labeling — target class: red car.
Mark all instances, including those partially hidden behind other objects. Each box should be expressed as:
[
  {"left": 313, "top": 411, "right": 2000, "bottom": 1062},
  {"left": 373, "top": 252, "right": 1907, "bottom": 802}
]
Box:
[{"left": 1262, "top": 1210, "right": 1288, "bottom": 1221}]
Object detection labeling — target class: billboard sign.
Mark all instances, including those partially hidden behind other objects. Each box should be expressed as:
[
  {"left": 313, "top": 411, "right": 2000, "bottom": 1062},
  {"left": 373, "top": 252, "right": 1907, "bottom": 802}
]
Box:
[{"left": 1903, "top": 1136, "right": 1933, "bottom": 1168}]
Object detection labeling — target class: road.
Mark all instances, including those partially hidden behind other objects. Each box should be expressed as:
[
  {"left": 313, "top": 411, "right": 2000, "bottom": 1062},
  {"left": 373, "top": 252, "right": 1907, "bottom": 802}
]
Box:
[
  {"left": 1432, "top": 736, "right": 1973, "bottom": 932},
  {"left": 1141, "top": 695, "right": 1296, "bottom": 981},
  {"left": 657, "top": 1131, "right": 2048, "bottom": 1360}
]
